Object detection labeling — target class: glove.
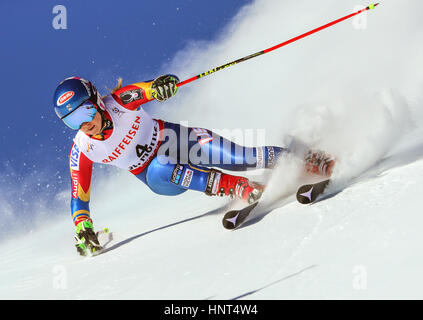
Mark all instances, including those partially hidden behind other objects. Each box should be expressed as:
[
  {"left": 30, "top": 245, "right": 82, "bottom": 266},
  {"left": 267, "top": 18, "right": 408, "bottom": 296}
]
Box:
[
  {"left": 74, "top": 219, "right": 102, "bottom": 256},
  {"left": 151, "top": 74, "right": 180, "bottom": 102}
]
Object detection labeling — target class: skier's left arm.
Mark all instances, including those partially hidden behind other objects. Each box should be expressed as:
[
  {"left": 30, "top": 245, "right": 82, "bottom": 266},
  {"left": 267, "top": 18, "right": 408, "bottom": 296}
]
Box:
[
  {"left": 111, "top": 74, "right": 179, "bottom": 110},
  {"left": 69, "top": 143, "right": 93, "bottom": 226}
]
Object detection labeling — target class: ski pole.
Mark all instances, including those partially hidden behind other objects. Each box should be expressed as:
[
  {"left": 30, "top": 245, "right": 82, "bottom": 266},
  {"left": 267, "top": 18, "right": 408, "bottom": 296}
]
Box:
[{"left": 174, "top": 3, "right": 379, "bottom": 88}]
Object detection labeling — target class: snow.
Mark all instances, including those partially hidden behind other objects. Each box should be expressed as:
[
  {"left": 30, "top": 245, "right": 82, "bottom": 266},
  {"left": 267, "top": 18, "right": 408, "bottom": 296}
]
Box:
[
  {"left": 2, "top": 0, "right": 423, "bottom": 299},
  {"left": 2, "top": 142, "right": 423, "bottom": 299}
]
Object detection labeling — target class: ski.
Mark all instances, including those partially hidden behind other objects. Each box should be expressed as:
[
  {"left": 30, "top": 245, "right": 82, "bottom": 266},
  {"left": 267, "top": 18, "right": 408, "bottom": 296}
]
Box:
[
  {"left": 222, "top": 179, "right": 332, "bottom": 229},
  {"left": 296, "top": 179, "right": 331, "bottom": 204},
  {"left": 222, "top": 201, "right": 259, "bottom": 229}
]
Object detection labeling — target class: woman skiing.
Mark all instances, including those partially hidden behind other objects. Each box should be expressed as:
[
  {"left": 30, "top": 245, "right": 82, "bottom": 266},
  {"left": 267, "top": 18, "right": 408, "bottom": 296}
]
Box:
[{"left": 53, "top": 75, "right": 335, "bottom": 256}]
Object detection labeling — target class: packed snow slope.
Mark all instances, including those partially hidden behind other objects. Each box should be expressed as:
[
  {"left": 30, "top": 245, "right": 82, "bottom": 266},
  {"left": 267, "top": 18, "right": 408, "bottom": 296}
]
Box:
[{"left": 2, "top": 0, "right": 423, "bottom": 299}]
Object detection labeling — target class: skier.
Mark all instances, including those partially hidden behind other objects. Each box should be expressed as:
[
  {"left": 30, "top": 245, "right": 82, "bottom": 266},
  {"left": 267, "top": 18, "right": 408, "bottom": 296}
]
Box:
[{"left": 53, "top": 75, "right": 335, "bottom": 256}]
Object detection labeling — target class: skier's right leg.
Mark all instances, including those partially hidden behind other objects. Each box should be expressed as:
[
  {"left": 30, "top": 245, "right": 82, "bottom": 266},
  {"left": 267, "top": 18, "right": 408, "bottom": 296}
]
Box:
[
  {"left": 134, "top": 155, "right": 263, "bottom": 203},
  {"left": 135, "top": 123, "right": 335, "bottom": 202}
]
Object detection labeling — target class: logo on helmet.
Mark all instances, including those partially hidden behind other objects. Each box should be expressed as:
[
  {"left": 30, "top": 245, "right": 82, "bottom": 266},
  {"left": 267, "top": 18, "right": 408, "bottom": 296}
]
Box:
[{"left": 57, "top": 91, "right": 75, "bottom": 106}]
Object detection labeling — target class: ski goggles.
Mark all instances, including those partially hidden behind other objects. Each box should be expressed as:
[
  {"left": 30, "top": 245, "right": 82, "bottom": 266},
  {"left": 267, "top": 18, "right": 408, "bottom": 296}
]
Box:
[{"left": 61, "top": 100, "right": 98, "bottom": 130}]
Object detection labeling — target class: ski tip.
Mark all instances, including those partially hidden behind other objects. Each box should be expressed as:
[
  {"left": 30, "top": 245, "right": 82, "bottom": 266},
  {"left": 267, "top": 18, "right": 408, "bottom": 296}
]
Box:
[
  {"left": 222, "top": 202, "right": 259, "bottom": 230},
  {"left": 296, "top": 179, "right": 331, "bottom": 205},
  {"left": 222, "top": 210, "right": 240, "bottom": 230},
  {"left": 296, "top": 191, "right": 313, "bottom": 204}
]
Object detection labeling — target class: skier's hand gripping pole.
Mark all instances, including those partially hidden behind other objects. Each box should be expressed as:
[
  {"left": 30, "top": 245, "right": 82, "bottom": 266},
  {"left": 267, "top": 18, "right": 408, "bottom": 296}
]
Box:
[
  {"left": 74, "top": 220, "right": 103, "bottom": 257},
  {"left": 151, "top": 74, "right": 180, "bottom": 102}
]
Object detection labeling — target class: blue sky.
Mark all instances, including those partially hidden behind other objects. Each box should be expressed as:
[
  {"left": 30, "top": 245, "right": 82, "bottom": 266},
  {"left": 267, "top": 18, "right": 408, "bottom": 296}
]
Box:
[{"left": 0, "top": 0, "right": 252, "bottom": 218}]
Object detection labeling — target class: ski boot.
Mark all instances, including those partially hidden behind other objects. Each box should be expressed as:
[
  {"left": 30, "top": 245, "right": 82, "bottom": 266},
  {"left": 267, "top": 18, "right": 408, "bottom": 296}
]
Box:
[
  {"left": 304, "top": 149, "right": 336, "bottom": 177},
  {"left": 206, "top": 169, "right": 264, "bottom": 204},
  {"left": 74, "top": 219, "right": 103, "bottom": 257}
]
